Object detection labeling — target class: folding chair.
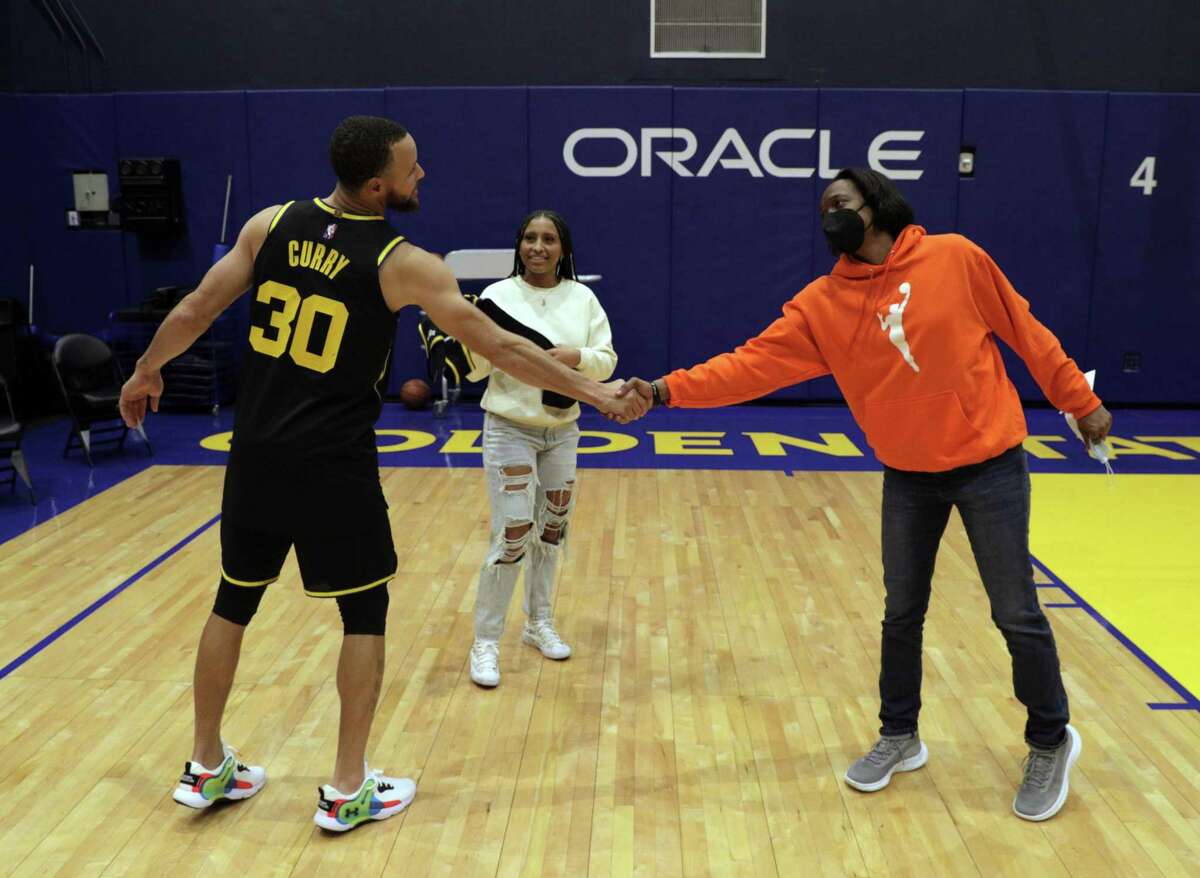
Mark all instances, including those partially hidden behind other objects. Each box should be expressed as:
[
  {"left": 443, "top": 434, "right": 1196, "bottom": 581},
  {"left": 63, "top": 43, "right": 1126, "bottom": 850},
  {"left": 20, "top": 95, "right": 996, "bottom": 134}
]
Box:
[
  {"left": 0, "top": 374, "right": 33, "bottom": 502},
  {"left": 52, "top": 333, "right": 152, "bottom": 467}
]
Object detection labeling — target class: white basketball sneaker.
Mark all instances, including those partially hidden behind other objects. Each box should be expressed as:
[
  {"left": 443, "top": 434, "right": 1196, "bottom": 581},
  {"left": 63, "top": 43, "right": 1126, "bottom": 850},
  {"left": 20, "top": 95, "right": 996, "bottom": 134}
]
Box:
[
  {"left": 470, "top": 639, "right": 501, "bottom": 687},
  {"left": 313, "top": 764, "right": 417, "bottom": 832},
  {"left": 522, "top": 619, "right": 572, "bottom": 660},
  {"left": 172, "top": 744, "right": 266, "bottom": 809}
]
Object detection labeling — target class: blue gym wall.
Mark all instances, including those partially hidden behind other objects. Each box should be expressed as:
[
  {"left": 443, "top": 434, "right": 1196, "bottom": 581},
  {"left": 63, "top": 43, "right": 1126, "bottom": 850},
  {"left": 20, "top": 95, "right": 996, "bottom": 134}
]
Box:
[
  {"left": 6, "top": 86, "right": 1199, "bottom": 404},
  {"left": 0, "top": 94, "right": 29, "bottom": 312}
]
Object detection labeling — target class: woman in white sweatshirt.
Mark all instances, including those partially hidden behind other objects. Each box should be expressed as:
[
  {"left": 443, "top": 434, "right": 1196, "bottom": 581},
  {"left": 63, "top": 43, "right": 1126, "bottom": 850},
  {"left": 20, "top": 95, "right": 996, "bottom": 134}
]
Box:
[{"left": 464, "top": 210, "right": 617, "bottom": 687}]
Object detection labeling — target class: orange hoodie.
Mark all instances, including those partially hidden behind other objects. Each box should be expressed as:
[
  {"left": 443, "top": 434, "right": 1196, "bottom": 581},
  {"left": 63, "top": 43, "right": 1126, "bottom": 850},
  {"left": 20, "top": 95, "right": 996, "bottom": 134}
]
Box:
[{"left": 665, "top": 226, "right": 1102, "bottom": 472}]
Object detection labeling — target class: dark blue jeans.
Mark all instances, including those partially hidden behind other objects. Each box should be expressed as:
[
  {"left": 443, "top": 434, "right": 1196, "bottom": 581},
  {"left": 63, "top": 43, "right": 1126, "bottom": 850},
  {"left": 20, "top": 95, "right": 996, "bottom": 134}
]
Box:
[{"left": 878, "top": 445, "right": 1069, "bottom": 748}]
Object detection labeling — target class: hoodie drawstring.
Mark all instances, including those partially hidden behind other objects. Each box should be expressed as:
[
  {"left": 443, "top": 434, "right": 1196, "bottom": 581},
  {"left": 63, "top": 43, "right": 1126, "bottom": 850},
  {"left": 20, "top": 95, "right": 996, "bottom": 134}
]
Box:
[{"left": 848, "top": 250, "right": 896, "bottom": 352}]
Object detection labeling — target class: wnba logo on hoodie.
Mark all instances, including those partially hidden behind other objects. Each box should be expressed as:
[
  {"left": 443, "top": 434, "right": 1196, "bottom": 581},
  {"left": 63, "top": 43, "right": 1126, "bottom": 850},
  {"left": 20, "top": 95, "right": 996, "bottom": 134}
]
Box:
[{"left": 878, "top": 282, "right": 920, "bottom": 372}]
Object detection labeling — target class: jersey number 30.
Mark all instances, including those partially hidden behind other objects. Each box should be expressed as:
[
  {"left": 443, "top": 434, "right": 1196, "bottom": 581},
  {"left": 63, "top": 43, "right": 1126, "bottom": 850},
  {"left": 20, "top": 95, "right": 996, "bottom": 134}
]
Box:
[{"left": 248, "top": 281, "right": 348, "bottom": 373}]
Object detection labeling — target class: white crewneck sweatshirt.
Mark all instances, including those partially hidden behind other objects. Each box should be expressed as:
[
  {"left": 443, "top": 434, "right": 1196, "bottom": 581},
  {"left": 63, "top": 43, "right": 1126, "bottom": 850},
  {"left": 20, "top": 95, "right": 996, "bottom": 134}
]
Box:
[{"left": 466, "top": 275, "right": 617, "bottom": 427}]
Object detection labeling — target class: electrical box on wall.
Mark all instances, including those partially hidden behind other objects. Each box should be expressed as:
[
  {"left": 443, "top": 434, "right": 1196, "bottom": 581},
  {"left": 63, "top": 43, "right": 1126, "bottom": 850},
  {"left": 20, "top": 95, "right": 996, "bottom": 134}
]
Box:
[
  {"left": 67, "top": 170, "right": 121, "bottom": 229},
  {"left": 958, "top": 148, "right": 976, "bottom": 176},
  {"left": 72, "top": 172, "right": 109, "bottom": 211}
]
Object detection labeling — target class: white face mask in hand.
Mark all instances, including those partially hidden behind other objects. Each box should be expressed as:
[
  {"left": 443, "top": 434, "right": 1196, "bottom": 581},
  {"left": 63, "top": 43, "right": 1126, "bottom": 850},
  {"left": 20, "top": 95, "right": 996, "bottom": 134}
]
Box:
[
  {"left": 1062, "top": 370, "right": 1114, "bottom": 475},
  {"left": 1064, "top": 413, "right": 1114, "bottom": 471}
]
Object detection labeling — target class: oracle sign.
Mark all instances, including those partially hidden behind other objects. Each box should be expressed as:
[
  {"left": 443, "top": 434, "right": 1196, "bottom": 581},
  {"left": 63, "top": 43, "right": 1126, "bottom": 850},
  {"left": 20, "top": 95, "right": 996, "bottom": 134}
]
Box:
[{"left": 562, "top": 127, "right": 925, "bottom": 181}]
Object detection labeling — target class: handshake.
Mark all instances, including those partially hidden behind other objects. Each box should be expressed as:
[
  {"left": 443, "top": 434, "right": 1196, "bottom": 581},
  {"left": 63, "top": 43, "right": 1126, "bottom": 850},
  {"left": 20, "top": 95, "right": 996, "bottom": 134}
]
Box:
[{"left": 595, "top": 377, "right": 662, "bottom": 424}]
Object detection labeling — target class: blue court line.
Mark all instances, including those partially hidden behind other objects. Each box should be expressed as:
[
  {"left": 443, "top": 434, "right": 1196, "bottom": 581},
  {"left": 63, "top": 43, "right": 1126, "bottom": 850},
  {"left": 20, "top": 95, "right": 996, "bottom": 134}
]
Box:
[
  {"left": 0, "top": 514, "right": 222, "bottom": 681},
  {"left": 1031, "top": 554, "right": 1200, "bottom": 712},
  {"left": 1044, "top": 602, "right": 1083, "bottom": 609}
]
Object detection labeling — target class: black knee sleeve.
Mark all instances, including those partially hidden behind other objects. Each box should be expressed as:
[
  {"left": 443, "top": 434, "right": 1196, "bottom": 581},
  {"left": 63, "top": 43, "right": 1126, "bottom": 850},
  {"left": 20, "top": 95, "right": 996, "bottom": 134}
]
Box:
[
  {"left": 336, "top": 583, "right": 390, "bottom": 635},
  {"left": 213, "top": 578, "right": 267, "bottom": 626}
]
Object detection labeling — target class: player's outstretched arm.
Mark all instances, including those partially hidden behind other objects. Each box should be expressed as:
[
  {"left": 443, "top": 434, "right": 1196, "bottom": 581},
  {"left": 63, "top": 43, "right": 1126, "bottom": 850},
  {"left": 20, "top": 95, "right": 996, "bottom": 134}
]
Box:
[
  {"left": 380, "top": 245, "right": 647, "bottom": 422},
  {"left": 119, "top": 205, "right": 277, "bottom": 427}
]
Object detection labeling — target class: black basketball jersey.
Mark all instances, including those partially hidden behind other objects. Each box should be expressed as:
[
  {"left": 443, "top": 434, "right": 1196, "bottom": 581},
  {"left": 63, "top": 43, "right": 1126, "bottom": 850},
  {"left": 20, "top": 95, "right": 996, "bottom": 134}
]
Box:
[
  {"left": 223, "top": 198, "right": 405, "bottom": 534},
  {"left": 234, "top": 198, "right": 403, "bottom": 453}
]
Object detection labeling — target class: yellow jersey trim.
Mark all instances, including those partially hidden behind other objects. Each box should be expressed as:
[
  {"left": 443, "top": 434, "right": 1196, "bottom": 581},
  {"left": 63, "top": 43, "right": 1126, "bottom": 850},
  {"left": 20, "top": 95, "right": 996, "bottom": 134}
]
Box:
[
  {"left": 377, "top": 236, "right": 406, "bottom": 266},
  {"left": 313, "top": 198, "right": 386, "bottom": 221},
  {"left": 304, "top": 570, "right": 396, "bottom": 598},
  {"left": 373, "top": 349, "right": 392, "bottom": 403},
  {"left": 221, "top": 566, "right": 278, "bottom": 588},
  {"left": 268, "top": 201, "right": 295, "bottom": 233}
]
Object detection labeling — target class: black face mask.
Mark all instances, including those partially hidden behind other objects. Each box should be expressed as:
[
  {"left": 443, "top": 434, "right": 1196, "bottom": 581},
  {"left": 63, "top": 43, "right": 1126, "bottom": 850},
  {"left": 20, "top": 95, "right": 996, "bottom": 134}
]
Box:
[{"left": 822, "top": 207, "right": 868, "bottom": 256}]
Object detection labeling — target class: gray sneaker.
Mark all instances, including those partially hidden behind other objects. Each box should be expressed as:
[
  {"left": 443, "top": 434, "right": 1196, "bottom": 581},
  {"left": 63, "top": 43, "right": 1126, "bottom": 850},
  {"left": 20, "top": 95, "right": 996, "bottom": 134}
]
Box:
[
  {"left": 844, "top": 732, "right": 928, "bottom": 792},
  {"left": 1013, "top": 724, "right": 1081, "bottom": 821}
]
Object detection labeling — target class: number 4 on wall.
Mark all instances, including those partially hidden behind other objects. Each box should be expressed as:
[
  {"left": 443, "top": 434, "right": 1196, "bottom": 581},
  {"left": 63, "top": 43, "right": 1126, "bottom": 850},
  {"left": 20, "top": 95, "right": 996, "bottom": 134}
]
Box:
[{"left": 1130, "top": 157, "right": 1158, "bottom": 196}]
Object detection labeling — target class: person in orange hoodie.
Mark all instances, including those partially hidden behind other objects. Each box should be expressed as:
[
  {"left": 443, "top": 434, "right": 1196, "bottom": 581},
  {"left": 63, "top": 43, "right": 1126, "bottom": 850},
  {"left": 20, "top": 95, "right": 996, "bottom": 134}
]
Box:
[{"left": 619, "top": 168, "right": 1112, "bottom": 822}]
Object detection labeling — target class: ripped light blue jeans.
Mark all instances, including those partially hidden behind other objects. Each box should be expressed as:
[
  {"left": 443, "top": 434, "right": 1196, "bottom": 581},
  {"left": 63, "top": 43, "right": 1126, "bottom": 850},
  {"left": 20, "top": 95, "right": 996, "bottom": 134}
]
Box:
[{"left": 473, "top": 413, "right": 580, "bottom": 641}]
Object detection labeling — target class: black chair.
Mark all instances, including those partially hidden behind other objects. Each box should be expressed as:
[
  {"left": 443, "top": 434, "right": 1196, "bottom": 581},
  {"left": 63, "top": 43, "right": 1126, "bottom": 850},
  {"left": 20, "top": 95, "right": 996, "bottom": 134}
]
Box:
[
  {"left": 52, "top": 334, "right": 152, "bottom": 467},
  {"left": 0, "top": 374, "right": 33, "bottom": 502},
  {"left": 0, "top": 299, "right": 26, "bottom": 409}
]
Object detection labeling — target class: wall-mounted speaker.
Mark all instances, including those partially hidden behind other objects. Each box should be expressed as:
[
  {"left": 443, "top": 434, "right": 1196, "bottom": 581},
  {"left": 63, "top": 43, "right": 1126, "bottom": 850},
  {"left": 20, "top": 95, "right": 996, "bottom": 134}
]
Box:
[{"left": 118, "top": 157, "right": 184, "bottom": 231}]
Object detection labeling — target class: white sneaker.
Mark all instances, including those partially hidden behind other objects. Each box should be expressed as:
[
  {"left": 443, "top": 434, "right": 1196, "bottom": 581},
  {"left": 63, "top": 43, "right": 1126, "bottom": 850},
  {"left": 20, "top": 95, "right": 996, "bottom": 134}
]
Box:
[
  {"left": 314, "top": 764, "right": 416, "bottom": 832},
  {"left": 522, "top": 619, "right": 572, "bottom": 660},
  {"left": 470, "top": 639, "right": 500, "bottom": 687},
  {"left": 173, "top": 743, "right": 266, "bottom": 809}
]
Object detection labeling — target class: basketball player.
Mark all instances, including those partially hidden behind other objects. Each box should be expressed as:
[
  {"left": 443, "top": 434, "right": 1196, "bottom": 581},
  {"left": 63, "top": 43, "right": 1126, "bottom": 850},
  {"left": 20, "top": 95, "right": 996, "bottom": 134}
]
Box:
[
  {"left": 118, "top": 116, "right": 645, "bottom": 831},
  {"left": 615, "top": 168, "right": 1112, "bottom": 822}
]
